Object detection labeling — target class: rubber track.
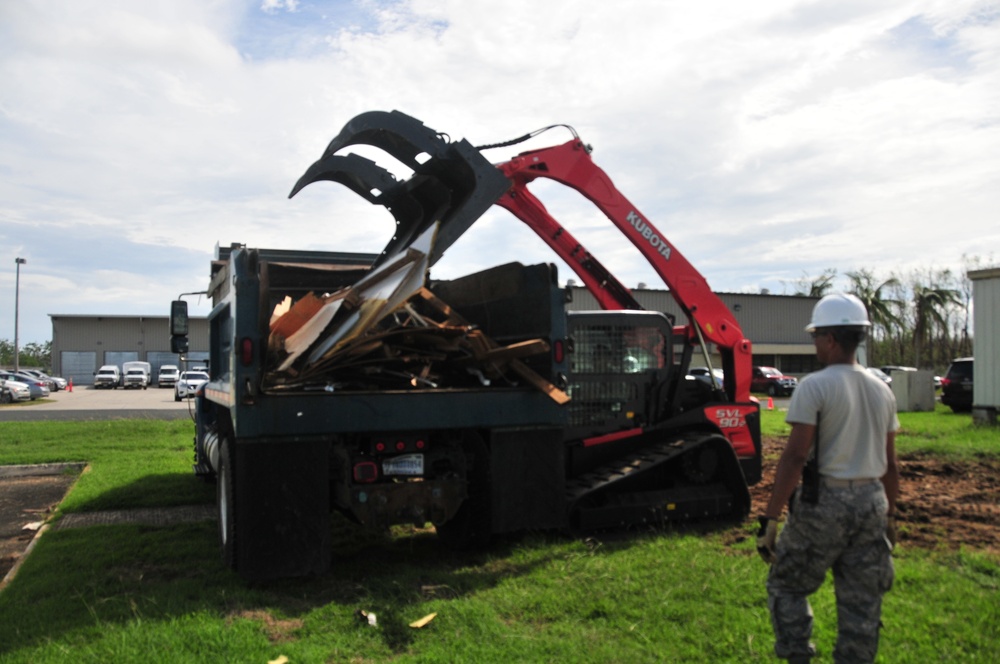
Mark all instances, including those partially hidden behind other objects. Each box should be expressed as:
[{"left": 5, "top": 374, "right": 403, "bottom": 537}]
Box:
[{"left": 565, "top": 435, "right": 704, "bottom": 510}]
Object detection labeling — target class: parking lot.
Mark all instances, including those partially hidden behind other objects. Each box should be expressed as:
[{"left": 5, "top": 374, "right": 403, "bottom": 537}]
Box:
[{"left": 0, "top": 384, "right": 195, "bottom": 421}]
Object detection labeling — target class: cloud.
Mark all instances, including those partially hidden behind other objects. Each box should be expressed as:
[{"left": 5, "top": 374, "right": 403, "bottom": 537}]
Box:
[{"left": 1, "top": 0, "right": 998, "bottom": 344}]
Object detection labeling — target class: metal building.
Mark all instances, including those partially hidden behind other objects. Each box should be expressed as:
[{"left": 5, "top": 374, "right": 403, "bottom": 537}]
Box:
[
  {"left": 568, "top": 286, "right": 820, "bottom": 374},
  {"left": 49, "top": 288, "right": 821, "bottom": 386},
  {"left": 50, "top": 315, "right": 209, "bottom": 386},
  {"left": 969, "top": 268, "right": 1000, "bottom": 424}
]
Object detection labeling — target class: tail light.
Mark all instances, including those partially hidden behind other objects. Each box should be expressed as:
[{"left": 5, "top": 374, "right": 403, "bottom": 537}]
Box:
[
  {"left": 240, "top": 337, "right": 253, "bottom": 366},
  {"left": 553, "top": 339, "right": 565, "bottom": 364},
  {"left": 353, "top": 461, "right": 378, "bottom": 483}
]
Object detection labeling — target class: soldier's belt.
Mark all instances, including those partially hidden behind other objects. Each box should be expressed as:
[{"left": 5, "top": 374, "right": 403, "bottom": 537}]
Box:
[{"left": 820, "top": 477, "right": 880, "bottom": 488}]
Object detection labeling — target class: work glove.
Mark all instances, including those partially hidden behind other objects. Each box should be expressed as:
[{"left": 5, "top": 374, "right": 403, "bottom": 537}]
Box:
[
  {"left": 756, "top": 516, "right": 779, "bottom": 564},
  {"left": 886, "top": 515, "right": 898, "bottom": 548}
]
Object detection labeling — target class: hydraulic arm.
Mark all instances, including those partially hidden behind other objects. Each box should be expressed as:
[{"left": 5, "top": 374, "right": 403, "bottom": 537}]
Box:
[{"left": 493, "top": 138, "right": 753, "bottom": 404}]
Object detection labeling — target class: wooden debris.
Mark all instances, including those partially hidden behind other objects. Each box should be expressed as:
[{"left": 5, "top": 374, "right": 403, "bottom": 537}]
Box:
[{"left": 262, "top": 257, "right": 570, "bottom": 404}]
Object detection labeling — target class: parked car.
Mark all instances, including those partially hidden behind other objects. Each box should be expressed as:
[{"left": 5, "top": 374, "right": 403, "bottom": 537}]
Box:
[
  {"left": 751, "top": 366, "right": 798, "bottom": 396},
  {"left": 688, "top": 366, "right": 724, "bottom": 389},
  {"left": 157, "top": 364, "right": 180, "bottom": 388},
  {"left": 174, "top": 370, "right": 209, "bottom": 401},
  {"left": 1, "top": 377, "right": 32, "bottom": 403},
  {"left": 880, "top": 365, "right": 917, "bottom": 377},
  {"left": 866, "top": 367, "right": 892, "bottom": 385},
  {"left": 94, "top": 365, "right": 122, "bottom": 389},
  {"left": 19, "top": 370, "right": 56, "bottom": 391},
  {"left": 0, "top": 370, "right": 51, "bottom": 400},
  {"left": 940, "top": 357, "right": 974, "bottom": 413},
  {"left": 22, "top": 369, "right": 68, "bottom": 391}
]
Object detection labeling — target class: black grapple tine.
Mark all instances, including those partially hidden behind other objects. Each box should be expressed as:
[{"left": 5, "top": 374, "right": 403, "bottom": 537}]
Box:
[{"left": 289, "top": 110, "right": 512, "bottom": 267}]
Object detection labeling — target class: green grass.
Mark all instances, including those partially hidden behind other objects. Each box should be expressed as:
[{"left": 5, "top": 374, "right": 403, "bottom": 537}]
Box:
[
  {"left": 0, "top": 420, "right": 214, "bottom": 512},
  {"left": 761, "top": 402, "right": 999, "bottom": 460},
  {"left": 0, "top": 417, "right": 997, "bottom": 662}
]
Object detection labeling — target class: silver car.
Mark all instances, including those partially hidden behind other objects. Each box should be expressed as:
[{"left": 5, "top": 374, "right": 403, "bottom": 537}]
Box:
[
  {"left": 1, "top": 378, "right": 32, "bottom": 403},
  {"left": 0, "top": 371, "right": 50, "bottom": 400}
]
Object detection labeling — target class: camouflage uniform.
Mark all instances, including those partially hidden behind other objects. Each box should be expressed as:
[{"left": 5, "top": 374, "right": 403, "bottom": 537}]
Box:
[{"left": 767, "top": 481, "right": 894, "bottom": 662}]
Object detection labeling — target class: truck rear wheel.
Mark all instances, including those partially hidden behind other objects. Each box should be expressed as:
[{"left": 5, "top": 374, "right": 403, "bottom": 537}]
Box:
[{"left": 218, "top": 439, "right": 237, "bottom": 570}]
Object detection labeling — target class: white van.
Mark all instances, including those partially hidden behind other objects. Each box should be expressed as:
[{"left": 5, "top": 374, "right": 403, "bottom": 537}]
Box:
[{"left": 122, "top": 361, "right": 152, "bottom": 389}]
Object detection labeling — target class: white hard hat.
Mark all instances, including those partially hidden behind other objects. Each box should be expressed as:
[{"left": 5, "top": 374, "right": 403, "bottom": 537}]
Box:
[{"left": 805, "top": 293, "right": 871, "bottom": 332}]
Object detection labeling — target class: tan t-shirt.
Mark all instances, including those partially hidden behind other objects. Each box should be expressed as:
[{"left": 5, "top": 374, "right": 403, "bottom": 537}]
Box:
[{"left": 786, "top": 363, "right": 900, "bottom": 480}]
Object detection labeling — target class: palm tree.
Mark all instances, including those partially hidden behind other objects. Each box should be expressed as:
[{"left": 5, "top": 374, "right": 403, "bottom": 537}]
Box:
[
  {"left": 847, "top": 269, "right": 902, "bottom": 366},
  {"left": 912, "top": 284, "right": 961, "bottom": 368},
  {"left": 792, "top": 269, "right": 837, "bottom": 297}
]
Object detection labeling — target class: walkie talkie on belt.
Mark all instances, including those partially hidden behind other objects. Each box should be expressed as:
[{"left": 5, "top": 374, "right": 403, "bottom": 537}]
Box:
[{"left": 800, "top": 411, "right": 820, "bottom": 504}]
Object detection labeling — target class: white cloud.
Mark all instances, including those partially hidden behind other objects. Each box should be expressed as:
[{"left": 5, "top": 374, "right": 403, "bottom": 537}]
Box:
[{"left": 1, "top": 0, "right": 998, "bottom": 344}]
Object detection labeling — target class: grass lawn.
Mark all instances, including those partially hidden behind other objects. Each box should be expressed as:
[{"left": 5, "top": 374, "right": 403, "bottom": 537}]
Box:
[{"left": 0, "top": 409, "right": 997, "bottom": 662}]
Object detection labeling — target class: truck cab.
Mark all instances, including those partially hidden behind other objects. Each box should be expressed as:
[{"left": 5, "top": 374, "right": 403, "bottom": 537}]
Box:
[
  {"left": 122, "top": 361, "right": 151, "bottom": 389},
  {"left": 94, "top": 365, "right": 121, "bottom": 389}
]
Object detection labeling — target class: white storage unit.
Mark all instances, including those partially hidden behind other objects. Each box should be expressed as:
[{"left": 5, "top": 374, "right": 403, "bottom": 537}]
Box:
[
  {"left": 891, "top": 370, "right": 936, "bottom": 412},
  {"left": 969, "top": 268, "right": 1000, "bottom": 425}
]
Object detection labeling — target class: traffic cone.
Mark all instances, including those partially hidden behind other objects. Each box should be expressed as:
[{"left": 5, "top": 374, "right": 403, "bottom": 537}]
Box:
[
  {"left": 766, "top": 396, "right": 774, "bottom": 410},
  {"left": 68, "top": 378, "right": 73, "bottom": 392}
]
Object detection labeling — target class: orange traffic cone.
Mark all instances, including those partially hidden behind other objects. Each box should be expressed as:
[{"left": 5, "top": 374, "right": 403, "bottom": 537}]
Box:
[
  {"left": 766, "top": 396, "right": 774, "bottom": 410},
  {"left": 68, "top": 378, "right": 73, "bottom": 392}
]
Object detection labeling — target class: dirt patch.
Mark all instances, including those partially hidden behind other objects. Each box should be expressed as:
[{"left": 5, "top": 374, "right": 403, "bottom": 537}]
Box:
[
  {"left": 0, "top": 474, "right": 77, "bottom": 580},
  {"left": 228, "top": 609, "right": 304, "bottom": 643},
  {"left": 746, "top": 437, "right": 1000, "bottom": 557}
]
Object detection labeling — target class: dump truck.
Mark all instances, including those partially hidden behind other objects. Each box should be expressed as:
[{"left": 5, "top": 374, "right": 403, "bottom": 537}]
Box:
[{"left": 170, "top": 111, "right": 761, "bottom": 580}]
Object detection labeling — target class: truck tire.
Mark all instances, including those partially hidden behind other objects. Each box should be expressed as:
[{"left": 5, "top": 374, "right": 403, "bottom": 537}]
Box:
[
  {"left": 218, "top": 439, "right": 237, "bottom": 570},
  {"left": 436, "top": 432, "right": 492, "bottom": 550}
]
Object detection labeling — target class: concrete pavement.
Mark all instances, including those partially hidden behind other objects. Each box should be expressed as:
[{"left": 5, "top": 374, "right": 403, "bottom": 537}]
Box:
[{"left": 0, "top": 384, "right": 196, "bottom": 421}]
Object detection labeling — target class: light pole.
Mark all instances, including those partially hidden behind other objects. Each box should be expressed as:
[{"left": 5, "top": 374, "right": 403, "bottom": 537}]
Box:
[{"left": 14, "top": 257, "right": 26, "bottom": 372}]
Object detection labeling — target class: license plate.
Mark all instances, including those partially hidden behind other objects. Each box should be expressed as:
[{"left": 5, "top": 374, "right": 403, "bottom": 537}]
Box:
[{"left": 382, "top": 453, "right": 424, "bottom": 476}]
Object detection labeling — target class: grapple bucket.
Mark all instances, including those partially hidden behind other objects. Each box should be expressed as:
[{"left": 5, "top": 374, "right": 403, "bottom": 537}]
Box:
[{"left": 289, "top": 110, "right": 512, "bottom": 267}]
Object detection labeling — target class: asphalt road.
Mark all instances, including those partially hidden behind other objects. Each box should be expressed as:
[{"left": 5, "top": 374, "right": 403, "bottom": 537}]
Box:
[{"left": 0, "top": 384, "right": 197, "bottom": 422}]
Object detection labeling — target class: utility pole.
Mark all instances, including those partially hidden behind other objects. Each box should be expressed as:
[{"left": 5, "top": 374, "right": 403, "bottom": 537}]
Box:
[{"left": 14, "top": 257, "right": 26, "bottom": 372}]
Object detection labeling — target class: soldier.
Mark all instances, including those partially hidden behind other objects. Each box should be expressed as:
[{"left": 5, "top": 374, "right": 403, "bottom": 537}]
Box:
[{"left": 756, "top": 293, "right": 900, "bottom": 663}]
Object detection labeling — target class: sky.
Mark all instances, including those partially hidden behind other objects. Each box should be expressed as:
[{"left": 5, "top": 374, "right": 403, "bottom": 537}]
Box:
[{"left": 2, "top": 0, "right": 998, "bottom": 345}]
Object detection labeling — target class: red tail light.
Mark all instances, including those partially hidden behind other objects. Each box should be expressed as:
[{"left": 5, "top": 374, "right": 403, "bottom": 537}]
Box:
[
  {"left": 553, "top": 339, "right": 565, "bottom": 364},
  {"left": 353, "top": 461, "right": 378, "bottom": 483},
  {"left": 240, "top": 337, "right": 253, "bottom": 366}
]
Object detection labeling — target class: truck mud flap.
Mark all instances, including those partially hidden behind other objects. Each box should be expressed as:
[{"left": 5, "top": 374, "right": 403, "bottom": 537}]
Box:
[{"left": 566, "top": 433, "right": 751, "bottom": 531}]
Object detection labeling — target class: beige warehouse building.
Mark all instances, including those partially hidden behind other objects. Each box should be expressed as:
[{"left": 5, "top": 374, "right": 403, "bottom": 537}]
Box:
[
  {"left": 50, "top": 289, "right": 820, "bottom": 386},
  {"left": 50, "top": 315, "right": 210, "bottom": 386}
]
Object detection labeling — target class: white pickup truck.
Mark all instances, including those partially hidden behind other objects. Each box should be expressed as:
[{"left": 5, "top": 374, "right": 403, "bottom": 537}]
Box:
[{"left": 94, "top": 365, "right": 122, "bottom": 389}]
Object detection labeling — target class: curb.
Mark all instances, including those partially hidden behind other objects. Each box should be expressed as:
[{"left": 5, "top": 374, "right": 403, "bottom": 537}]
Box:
[{"left": 0, "top": 462, "right": 86, "bottom": 479}]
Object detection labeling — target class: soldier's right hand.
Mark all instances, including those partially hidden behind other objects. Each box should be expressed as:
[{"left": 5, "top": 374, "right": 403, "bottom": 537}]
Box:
[{"left": 756, "top": 516, "right": 779, "bottom": 564}]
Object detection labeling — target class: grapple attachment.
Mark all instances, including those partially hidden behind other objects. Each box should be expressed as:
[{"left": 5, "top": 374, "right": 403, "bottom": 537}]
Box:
[{"left": 289, "top": 110, "right": 512, "bottom": 267}]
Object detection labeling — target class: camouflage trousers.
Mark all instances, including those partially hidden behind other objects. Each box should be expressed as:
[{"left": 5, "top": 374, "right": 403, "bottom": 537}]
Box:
[{"left": 766, "top": 481, "right": 894, "bottom": 663}]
